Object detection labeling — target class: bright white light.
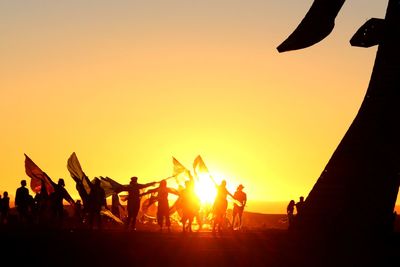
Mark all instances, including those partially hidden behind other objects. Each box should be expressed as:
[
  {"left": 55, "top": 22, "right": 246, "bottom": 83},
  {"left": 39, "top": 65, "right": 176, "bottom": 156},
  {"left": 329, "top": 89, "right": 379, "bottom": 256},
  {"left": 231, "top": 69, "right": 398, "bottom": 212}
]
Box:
[{"left": 195, "top": 174, "right": 217, "bottom": 205}]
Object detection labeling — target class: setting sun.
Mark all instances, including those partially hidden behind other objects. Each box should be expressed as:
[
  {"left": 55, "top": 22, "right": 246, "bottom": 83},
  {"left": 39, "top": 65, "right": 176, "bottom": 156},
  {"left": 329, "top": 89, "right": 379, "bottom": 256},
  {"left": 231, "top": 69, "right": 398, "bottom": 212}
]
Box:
[{"left": 195, "top": 174, "right": 217, "bottom": 205}]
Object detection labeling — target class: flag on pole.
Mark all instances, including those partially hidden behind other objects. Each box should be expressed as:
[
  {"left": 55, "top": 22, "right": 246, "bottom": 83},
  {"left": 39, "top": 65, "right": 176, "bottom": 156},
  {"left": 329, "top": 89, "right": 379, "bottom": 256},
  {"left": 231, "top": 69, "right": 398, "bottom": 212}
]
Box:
[
  {"left": 172, "top": 157, "right": 191, "bottom": 185},
  {"left": 24, "top": 154, "right": 54, "bottom": 195},
  {"left": 193, "top": 155, "right": 215, "bottom": 185},
  {"left": 101, "top": 207, "right": 123, "bottom": 224},
  {"left": 97, "top": 176, "right": 124, "bottom": 198},
  {"left": 67, "top": 152, "right": 91, "bottom": 194}
]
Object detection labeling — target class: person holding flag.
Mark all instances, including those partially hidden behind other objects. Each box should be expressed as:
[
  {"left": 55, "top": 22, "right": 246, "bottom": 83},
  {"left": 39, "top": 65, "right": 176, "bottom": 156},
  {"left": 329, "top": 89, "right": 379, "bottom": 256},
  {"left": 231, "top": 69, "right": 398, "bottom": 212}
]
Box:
[
  {"left": 124, "top": 176, "right": 157, "bottom": 231},
  {"left": 141, "top": 179, "right": 179, "bottom": 232},
  {"left": 212, "top": 180, "right": 234, "bottom": 234}
]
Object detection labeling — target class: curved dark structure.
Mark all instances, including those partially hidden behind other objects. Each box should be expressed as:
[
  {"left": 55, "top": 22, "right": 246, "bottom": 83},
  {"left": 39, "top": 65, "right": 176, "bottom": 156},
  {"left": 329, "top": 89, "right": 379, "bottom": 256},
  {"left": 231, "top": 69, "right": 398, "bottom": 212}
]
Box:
[
  {"left": 278, "top": 0, "right": 400, "bottom": 235},
  {"left": 277, "top": 0, "right": 345, "bottom": 52}
]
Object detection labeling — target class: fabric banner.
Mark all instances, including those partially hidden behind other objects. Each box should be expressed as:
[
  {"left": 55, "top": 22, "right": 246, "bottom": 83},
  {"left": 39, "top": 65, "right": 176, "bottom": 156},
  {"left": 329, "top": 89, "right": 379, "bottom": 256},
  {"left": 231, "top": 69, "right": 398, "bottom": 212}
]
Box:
[
  {"left": 67, "top": 152, "right": 91, "bottom": 194},
  {"left": 100, "top": 207, "right": 123, "bottom": 224},
  {"left": 193, "top": 155, "right": 215, "bottom": 184},
  {"left": 172, "top": 157, "right": 191, "bottom": 185},
  {"left": 97, "top": 176, "right": 124, "bottom": 198},
  {"left": 24, "top": 154, "right": 54, "bottom": 195}
]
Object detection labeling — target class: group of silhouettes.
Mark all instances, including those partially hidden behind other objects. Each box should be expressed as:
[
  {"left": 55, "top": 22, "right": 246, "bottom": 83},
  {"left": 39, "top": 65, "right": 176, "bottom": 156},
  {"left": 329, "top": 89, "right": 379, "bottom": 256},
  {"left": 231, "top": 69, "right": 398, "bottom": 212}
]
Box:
[{"left": 1, "top": 176, "right": 248, "bottom": 234}]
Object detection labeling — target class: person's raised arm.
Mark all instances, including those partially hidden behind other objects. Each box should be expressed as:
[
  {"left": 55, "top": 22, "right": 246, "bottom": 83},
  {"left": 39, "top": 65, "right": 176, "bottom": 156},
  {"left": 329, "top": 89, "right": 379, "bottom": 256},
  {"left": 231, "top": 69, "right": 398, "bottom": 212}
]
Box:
[
  {"left": 168, "top": 187, "right": 180, "bottom": 196},
  {"left": 138, "top": 181, "right": 157, "bottom": 190}
]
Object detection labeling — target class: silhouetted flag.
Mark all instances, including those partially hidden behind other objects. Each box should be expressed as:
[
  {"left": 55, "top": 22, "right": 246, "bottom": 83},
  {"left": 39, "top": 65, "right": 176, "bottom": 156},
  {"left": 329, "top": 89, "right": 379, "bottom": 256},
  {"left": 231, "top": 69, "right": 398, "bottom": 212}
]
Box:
[
  {"left": 24, "top": 154, "right": 54, "bottom": 195},
  {"left": 172, "top": 157, "right": 191, "bottom": 184},
  {"left": 193, "top": 155, "right": 216, "bottom": 185},
  {"left": 97, "top": 176, "right": 124, "bottom": 198},
  {"left": 277, "top": 0, "right": 345, "bottom": 52},
  {"left": 101, "top": 207, "right": 123, "bottom": 224},
  {"left": 193, "top": 155, "right": 209, "bottom": 177},
  {"left": 67, "top": 152, "right": 91, "bottom": 194}
]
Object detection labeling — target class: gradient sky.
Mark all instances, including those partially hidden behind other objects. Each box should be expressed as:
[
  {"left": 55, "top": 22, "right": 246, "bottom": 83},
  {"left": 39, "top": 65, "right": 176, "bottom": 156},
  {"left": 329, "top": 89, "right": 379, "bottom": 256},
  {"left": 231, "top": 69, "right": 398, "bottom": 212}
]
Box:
[{"left": 1, "top": 1, "right": 397, "bottom": 213}]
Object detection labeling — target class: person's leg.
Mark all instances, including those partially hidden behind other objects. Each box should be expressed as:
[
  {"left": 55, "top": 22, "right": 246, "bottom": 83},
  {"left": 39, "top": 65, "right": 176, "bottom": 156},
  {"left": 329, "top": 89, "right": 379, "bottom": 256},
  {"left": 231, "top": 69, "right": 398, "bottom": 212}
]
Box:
[
  {"left": 166, "top": 214, "right": 171, "bottom": 232},
  {"left": 97, "top": 211, "right": 102, "bottom": 229},
  {"left": 232, "top": 208, "right": 238, "bottom": 229},
  {"left": 157, "top": 211, "right": 163, "bottom": 231},
  {"left": 238, "top": 210, "right": 243, "bottom": 229},
  {"left": 125, "top": 209, "right": 132, "bottom": 230}
]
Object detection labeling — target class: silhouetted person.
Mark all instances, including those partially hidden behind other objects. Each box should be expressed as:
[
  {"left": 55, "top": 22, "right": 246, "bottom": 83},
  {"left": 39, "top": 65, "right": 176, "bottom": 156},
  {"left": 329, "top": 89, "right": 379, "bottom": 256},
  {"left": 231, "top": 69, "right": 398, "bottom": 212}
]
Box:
[
  {"left": 212, "top": 180, "right": 234, "bottom": 234},
  {"left": 296, "top": 196, "right": 305, "bottom": 216},
  {"left": 287, "top": 200, "right": 296, "bottom": 230},
  {"left": 111, "top": 193, "right": 122, "bottom": 219},
  {"left": 143, "top": 180, "right": 179, "bottom": 232},
  {"left": 33, "top": 179, "right": 51, "bottom": 225},
  {"left": 74, "top": 174, "right": 92, "bottom": 212},
  {"left": 0, "top": 191, "right": 10, "bottom": 224},
  {"left": 74, "top": 200, "right": 83, "bottom": 227},
  {"left": 123, "top": 177, "right": 156, "bottom": 231},
  {"left": 48, "top": 177, "right": 75, "bottom": 226},
  {"left": 88, "top": 178, "right": 106, "bottom": 230},
  {"left": 15, "top": 180, "right": 31, "bottom": 224},
  {"left": 232, "top": 184, "right": 247, "bottom": 230},
  {"left": 180, "top": 180, "right": 200, "bottom": 233}
]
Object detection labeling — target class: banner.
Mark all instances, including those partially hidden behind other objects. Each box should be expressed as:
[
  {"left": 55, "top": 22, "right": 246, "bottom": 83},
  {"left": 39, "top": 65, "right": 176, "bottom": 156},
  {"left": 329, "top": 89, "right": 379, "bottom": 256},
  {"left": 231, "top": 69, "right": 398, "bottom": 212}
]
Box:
[
  {"left": 24, "top": 154, "right": 54, "bottom": 195},
  {"left": 172, "top": 157, "right": 191, "bottom": 185},
  {"left": 67, "top": 152, "right": 91, "bottom": 194}
]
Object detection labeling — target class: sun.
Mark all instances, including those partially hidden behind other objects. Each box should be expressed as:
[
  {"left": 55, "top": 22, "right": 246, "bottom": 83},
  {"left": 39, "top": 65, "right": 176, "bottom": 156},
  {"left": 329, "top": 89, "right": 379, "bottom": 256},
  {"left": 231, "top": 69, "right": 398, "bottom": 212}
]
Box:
[{"left": 194, "top": 174, "right": 217, "bottom": 205}]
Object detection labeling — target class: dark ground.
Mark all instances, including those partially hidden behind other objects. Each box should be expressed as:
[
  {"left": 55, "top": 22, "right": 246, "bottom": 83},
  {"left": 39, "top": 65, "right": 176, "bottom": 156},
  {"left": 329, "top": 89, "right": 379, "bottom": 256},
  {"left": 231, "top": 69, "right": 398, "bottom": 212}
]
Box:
[
  {"left": 1, "top": 225, "right": 399, "bottom": 267},
  {"left": 1, "top": 212, "right": 399, "bottom": 267}
]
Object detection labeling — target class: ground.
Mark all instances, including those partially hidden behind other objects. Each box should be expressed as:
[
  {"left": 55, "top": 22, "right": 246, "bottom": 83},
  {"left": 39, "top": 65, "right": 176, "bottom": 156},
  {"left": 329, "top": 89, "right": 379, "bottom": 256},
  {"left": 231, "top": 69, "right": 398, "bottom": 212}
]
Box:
[{"left": 1, "top": 218, "right": 399, "bottom": 267}]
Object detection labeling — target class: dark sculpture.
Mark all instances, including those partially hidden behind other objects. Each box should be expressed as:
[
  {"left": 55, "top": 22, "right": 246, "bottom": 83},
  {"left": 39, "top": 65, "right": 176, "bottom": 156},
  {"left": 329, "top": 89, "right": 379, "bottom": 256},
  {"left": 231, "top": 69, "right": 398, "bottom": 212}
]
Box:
[{"left": 278, "top": 0, "right": 400, "bottom": 234}]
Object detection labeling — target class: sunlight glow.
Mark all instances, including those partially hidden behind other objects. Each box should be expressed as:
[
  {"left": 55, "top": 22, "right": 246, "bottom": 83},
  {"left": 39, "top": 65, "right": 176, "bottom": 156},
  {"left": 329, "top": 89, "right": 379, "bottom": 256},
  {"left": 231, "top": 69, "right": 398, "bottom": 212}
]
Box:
[{"left": 195, "top": 174, "right": 217, "bottom": 205}]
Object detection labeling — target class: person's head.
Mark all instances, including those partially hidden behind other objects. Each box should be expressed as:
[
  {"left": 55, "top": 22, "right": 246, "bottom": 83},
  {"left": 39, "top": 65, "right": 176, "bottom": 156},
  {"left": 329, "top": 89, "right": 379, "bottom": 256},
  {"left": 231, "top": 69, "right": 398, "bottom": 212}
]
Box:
[
  {"left": 300, "top": 196, "right": 304, "bottom": 202},
  {"left": 221, "top": 180, "right": 226, "bottom": 187},
  {"left": 160, "top": 180, "right": 167, "bottom": 188},
  {"left": 58, "top": 178, "right": 65, "bottom": 187},
  {"left": 21, "top": 180, "right": 27, "bottom": 187},
  {"left": 237, "top": 184, "right": 244, "bottom": 191},
  {"left": 3, "top": 191, "right": 8, "bottom": 197},
  {"left": 130, "top": 176, "right": 138, "bottom": 184},
  {"left": 289, "top": 200, "right": 295, "bottom": 206},
  {"left": 93, "top": 177, "right": 101, "bottom": 186}
]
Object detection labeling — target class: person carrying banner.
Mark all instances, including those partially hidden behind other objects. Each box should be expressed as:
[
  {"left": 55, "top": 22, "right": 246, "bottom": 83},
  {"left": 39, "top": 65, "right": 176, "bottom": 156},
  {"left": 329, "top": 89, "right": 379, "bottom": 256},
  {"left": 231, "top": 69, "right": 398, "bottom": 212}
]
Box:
[
  {"left": 212, "top": 180, "right": 234, "bottom": 234},
  {"left": 124, "top": 176, "right": 157, "bottom": 231}
]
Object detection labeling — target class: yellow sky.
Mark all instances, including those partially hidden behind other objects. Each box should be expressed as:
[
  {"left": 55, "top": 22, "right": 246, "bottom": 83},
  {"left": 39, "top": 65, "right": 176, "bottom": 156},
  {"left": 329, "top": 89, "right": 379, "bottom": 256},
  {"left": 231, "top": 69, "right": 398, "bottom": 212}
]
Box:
[{"left": 1, "top": 1, "right": 398, "bottom": 213}]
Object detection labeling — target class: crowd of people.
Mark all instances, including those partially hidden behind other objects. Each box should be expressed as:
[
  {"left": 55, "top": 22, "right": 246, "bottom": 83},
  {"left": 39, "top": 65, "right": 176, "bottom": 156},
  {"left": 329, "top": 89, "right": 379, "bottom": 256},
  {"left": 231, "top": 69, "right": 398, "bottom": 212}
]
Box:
[{"left": 0, "top": 175, "right": 248, "bottom": 234}]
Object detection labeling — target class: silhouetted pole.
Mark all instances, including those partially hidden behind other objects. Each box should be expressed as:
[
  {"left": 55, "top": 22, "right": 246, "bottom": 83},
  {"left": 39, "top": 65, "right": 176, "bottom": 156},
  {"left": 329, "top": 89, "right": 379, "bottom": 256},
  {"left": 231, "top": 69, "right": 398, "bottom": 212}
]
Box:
[{"left": 280, "top": 0, "right": 400, "bottom": 235}]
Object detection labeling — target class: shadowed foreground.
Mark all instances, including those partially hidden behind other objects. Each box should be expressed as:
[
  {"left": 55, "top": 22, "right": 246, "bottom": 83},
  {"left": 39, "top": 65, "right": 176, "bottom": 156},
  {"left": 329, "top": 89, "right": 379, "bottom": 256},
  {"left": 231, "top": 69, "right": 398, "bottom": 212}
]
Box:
[{"left": 1, "top": 227, "right": 399, "bottom": 267}]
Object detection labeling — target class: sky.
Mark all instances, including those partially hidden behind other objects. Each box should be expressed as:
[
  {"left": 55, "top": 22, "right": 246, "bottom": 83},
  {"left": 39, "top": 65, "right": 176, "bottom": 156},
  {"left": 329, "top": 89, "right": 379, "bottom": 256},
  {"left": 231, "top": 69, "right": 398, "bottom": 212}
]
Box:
[{"left": 1, "top": 0, "right": 397, "bottom": 213}]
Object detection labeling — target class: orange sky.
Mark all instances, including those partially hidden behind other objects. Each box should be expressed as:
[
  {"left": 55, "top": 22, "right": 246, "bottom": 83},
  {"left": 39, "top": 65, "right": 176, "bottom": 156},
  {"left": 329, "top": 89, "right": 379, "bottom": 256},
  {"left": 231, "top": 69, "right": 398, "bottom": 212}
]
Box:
[{"left": 1, "top": 1, "right": 398, "bottom": 213}]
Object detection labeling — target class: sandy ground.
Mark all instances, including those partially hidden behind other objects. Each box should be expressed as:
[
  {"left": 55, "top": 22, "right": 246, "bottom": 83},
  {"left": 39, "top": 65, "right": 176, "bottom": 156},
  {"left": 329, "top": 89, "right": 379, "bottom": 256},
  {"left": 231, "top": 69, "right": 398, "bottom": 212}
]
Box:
[
  {"left": 1, "top": 212, "right": 399, "bottom": 267},
  {"left": 1, "top": 224, "right": 399, "bottom": 267}
]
